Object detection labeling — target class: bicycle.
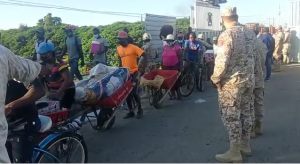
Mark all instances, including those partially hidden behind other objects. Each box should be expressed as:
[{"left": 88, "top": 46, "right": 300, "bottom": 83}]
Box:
[
  {"left": 180, "top": 58, "right": 207, "bottom": 97},
  {"left": 7, "top": 115, "right": 88, "bottom": 163}
]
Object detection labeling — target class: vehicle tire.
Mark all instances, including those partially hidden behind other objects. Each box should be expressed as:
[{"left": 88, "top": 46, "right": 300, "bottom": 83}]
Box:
[
  {"left": 153, "top": 90, "right": 163, "bottom": 109},
  {"left": 34, "top": 132, "right": 88, "bottom": 163},
  {"left": 180, "top": 73, "right": 195, "bottom": 97},
  {"left": 97, "top": 108, "right": 115, "bottom": 130},
  {"left": 199, "top": 66, "right": 206, "bottom": 92}
]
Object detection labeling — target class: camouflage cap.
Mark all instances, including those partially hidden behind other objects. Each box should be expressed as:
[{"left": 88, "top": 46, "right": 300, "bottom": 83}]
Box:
[
  {"left": 284, "top": 28, "right": 290, "bottom": 32},
  {"left": 221, "top": 7, "right": 237, "bottom": 17}
]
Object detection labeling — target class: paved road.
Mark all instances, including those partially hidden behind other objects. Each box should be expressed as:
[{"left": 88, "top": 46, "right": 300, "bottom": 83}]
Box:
[{"left": 80, "top": 64, "right": 300, "bottom": 163}]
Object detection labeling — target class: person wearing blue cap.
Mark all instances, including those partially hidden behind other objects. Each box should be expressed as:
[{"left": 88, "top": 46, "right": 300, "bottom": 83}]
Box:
[
  {"left": 38, "top": 42, "right": 75, "bottom": 110},
  {"left": 0, "top": 44, "right": 49, "bottom": 163},
  {"left": 32, "top": 28, "right": 53, "bottom": 63}
]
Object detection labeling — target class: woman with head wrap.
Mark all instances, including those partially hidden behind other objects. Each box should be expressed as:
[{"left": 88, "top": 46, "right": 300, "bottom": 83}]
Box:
[{"left": 160, "top": 25, "right": 174, "bottom": 46}]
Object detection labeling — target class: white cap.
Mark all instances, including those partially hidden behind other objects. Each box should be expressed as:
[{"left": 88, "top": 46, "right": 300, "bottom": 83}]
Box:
[
  {"left": 197, "top": 34, "right": 204, "bottom": 39},
  {"left": 164, "top": 34, "right": 175, "bottom": 41}
]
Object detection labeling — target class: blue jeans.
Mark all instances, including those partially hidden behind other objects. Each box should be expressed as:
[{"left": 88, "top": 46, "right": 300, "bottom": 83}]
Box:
[
  {"left": 265, "top": 57, "right": 272, "bottom": 79},
  {"left": 69, "top": 58, "right": 83, "bottom": 80}
]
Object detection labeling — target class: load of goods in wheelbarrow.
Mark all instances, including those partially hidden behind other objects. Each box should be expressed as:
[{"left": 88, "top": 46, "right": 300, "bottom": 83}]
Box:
[
  {"left": 36, "top": 64, "right": 134, "bottom": 130},
  {"left": 140, "top": 70, "right": 180, "bottom": 109}
]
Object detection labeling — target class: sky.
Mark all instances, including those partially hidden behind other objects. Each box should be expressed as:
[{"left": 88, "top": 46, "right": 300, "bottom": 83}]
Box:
[{"left": 0, "top": 0, "right": 289, "bottom": 30}]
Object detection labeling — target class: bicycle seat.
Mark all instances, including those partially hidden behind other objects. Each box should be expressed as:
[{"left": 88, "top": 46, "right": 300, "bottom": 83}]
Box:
[
  {"left": 8, "top": 115, "right": 52, "bottom": 133},
  {"left": 38, "top": 115, "right": 52, "bottom": 133}
]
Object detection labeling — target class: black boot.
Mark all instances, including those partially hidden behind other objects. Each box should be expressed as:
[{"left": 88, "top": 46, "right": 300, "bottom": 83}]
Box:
[{"left": 123, "top": 111, "right": 135, "bottom": 119}]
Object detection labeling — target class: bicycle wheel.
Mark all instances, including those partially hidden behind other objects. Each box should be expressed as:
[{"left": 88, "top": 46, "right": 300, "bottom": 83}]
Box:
[
  {"left": 180, "top": 73, "right": 195, "bottom": 97},
  {"left": 34, "top": 132, "right": 88, "bottom": 163}
]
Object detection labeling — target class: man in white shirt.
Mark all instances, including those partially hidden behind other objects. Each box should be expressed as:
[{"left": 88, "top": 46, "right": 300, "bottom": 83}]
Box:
[
  {"left": 0, "top": 45, "right": 48, "bottom": 163},
  {"left": 32, "top": 28, "right": 53, "bottom": 63},
  {"left": 212, "top": 36, "right": 218, "bottom": 57}
]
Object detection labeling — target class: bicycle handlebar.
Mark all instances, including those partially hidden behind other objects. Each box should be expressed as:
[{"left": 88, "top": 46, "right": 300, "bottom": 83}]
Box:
[{"left": 183, "top": 59, "right": 200, "bottom": 65}]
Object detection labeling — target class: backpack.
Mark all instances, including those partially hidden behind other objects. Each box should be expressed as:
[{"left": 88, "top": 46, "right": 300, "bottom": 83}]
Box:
[
  {"left": 37, "top": 38, "right": 48, "bottom": 47},
  {"left": 65, "top": 35, "right": 81, "bottom": 54}
]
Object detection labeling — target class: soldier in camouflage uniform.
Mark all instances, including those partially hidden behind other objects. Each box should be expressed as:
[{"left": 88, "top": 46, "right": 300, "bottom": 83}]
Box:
[
  {"left": 211, "top": 7, "right": 256, "bottom": 163},
  {"left": 283, "top": 28, "right": 291, "bottom": 64},
  {"left": 140, "top": 33, "right": 158, "bottom": 99},
  {"left": 249, "top": 30, "right": 267, "bottom": 139},
  {"left": 272, "top": 26, "right": 284, "bottom": 71}
]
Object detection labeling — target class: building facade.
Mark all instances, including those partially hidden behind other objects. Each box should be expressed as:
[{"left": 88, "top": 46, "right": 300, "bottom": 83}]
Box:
[{"left": 190, "top": 0, "right": 221, "bottom": 31}]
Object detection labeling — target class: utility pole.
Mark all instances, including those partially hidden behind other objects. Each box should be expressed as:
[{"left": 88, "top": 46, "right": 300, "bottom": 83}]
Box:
[
  {"left": 267, "top": 17, "right": 275, "bottom": 26},
  {"left": 278, "top": 5, "right": 281, "bottom": 26},
  {"left": 267, "top": 18, "right": 271, "bottom": 26}
]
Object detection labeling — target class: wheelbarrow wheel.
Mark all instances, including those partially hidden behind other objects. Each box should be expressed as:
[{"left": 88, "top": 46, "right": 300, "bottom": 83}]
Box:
[
  {"left": 97, "top": 108, "right": 115, "bottom": 131},
  {"left": 153, "top": 90, "right": 164, "bottom": 109}
]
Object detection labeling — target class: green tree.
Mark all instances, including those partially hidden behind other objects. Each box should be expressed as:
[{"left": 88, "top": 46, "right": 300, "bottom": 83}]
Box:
[
  {"left": 176, "top": 17, "right": 190, "bottom": 33},
  {"left": 0, "top": 14, "right": 188, "bottom": 68}
]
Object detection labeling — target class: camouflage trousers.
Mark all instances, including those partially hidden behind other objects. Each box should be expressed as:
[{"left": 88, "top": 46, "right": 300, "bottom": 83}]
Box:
[
  {"left": 250, "top": 88, "right": 264, "bottom": 123},
  {"left": 282, "top": 44, "right": 291, "bottom": 64},
  {"left": 145, "top": 62, "right": 156, "bottom": 74},
  {"left": 273, "top": 49, "right": 282, "bottom": 72},
  {"left": 272, "top": 57, "right": 281, "bottom": 72},
  {"left": 218, "top": 85, "right": 253, "bottom": 143}
]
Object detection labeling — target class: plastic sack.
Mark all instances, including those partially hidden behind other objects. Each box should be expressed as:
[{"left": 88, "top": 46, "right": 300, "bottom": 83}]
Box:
[
  {"left": 74, "top": 87, "right": 89, "bottom": 102},
  {"left": 74, "top": 67, "right": 130, "bottom": 104},
  {"left": 140, "top": 75, "right": 164, "bottom": 88},
  {"left": 75, "top": 79, "right": 89, "bottom": 87},
  {"left": 86, "top": 67, "right": 130, "bottom": 102},
  {"left": 88, "top": 63, "right": 119, "bottom": 78},
  {"left": 88, "top": 63, "right": 108, "bottom": 78}
]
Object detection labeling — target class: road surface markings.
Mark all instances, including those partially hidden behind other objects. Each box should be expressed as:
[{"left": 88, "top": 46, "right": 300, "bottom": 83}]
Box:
[{"left": 195, "top": 98, "right": 206, "bottom": 103}]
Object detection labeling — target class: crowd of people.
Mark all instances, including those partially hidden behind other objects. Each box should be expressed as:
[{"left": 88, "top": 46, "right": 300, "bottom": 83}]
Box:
[{"left": 0, "top": 6, "right": 296, "bottom": 163}]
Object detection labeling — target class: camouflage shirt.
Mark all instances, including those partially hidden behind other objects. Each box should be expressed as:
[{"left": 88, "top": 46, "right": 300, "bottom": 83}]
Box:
[
  {"left": 211, "top": 23, "right": 255, "bottom": 88},
  {"left": 254, "top": 39, "right": 267, "bottom": 88},
  {"left": 142, "top": 42, "right": 158, "bottom": 63},
  {"left": 274, "top": 31, "right": 284, "bottom": 49}
]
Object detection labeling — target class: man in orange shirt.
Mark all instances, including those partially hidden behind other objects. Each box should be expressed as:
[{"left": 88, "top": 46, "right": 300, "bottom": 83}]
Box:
[{"left": 117, "top": 31, "right": 148, "bottom": 119}]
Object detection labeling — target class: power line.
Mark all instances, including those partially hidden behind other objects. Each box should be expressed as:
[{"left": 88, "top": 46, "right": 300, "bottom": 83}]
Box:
[
  {"left": 2, "top": 0, "right": 263, "bottom": 20},
  {"left": 3, "top": 0, "right": 190, "bottom": 18},
  {"left": 239, "top": 14, "right": 268, "bottom": 18},
  {"left": 0, "top": 0, "right": 141, "bottom": 17},
  {"left": 8, "top": 0, "right": 141, "bottom": 16}
]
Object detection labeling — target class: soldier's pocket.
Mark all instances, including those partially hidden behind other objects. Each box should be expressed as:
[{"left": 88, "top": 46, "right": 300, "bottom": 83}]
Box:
[{"left": 218, "top": 89, "right": 237, "bottom": 114}]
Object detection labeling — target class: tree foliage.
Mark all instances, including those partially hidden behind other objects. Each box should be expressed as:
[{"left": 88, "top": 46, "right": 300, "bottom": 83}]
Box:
[{"left": 0, "top": 13, "right": 189, "bottom": 67}]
